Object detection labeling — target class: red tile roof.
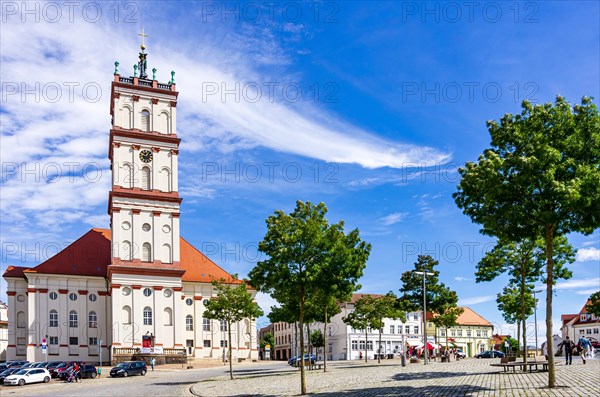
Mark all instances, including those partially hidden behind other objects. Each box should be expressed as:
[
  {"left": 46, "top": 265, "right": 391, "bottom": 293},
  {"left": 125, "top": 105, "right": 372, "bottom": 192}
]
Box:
[
  {"left": 350, "top": 293, "right": 383, "bottom": 303},
  {"left": 180, "top": 237, "right": 241, "bottom": 284},
  {"left": 455, "top": 307, "right": 492, "bottom": 327},
  {"left": 2, "top": 266, "right": 28, "bottom": 279},
  {"left": 23, "top": 228, "right": 111, "bottom": 278},
  {"left": 3, "top": 228, "right": 239, "bottom": 284}
]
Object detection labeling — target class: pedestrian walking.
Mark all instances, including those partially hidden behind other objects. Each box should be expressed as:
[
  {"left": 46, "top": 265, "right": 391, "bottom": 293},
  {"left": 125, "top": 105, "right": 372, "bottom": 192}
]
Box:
[
  {"left": 559, "top": 336, "right": 575, "bottom": 365},
  {"left": 151, "top": 357, "right": 156, "bottom": 371},
  {"left": 578, "top": 335, "right": 592, "bottom": 364}
]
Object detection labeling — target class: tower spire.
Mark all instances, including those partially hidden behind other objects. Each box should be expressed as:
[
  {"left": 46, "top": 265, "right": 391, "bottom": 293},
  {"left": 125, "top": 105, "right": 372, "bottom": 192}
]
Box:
[{"left": 137, "top": 28, "right": 148, "bottom": 79}]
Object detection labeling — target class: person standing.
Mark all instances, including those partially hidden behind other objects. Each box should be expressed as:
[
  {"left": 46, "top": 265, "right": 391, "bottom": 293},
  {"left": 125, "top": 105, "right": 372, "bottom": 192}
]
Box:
[
  {"left": 151, "top": 357, "right": 156, "bottom": 371},
  {"left": 559, "top": 336, "right": 575, "bottom": 365},
  {"left": 578, "top": 335, "right": 591, "bottom": 364},
  {"left": 72, "top": 362, "right": 81, "bottom": 382}
]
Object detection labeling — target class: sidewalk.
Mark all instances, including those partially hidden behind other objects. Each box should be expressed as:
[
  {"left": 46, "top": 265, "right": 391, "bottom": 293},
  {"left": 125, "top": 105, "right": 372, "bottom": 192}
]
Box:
[{"left": 190, "top": 358, "right": 600, "bottom": 396}]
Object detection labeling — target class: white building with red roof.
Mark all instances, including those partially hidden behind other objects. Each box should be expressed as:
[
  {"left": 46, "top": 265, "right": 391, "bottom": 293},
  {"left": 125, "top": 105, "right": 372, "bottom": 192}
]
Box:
[
  {"left": 560, "top": 299, "right": 600, "bottom": 346},
  {"left": 2, "top": 44, "right": 258, "bottom": 364}
]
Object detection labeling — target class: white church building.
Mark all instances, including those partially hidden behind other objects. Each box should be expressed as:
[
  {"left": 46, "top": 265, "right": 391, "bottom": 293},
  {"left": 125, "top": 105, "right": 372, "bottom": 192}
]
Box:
[{"left": 3, "top": 43, "right": 258, "bottom": 365}]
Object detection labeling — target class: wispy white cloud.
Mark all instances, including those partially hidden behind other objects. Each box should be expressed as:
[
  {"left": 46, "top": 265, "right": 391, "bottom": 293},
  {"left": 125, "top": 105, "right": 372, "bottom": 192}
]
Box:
[
  {"left": 459, "top": 295, "right": 495, "bottom": 305},
  {"left": 575, "top": 289, "right": 599, "bottom": 296},
  {"left": 548, "top": 279, "right": 600, "bottom": 291},
  {"left": 380, "top": 212, "right": 409, "bottom": 226},
  {"left": 576, "top": 247, "right": 600, "bottom": 262},
  {"left": 454, "top": 276, "right": 472, "bottom": 282},
  {"left": 1, "top": 7, "right": 450, "bottom": 244}
]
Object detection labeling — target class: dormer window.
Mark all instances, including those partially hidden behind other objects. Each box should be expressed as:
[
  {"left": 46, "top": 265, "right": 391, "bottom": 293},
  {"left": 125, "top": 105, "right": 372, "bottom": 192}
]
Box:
[
  {"left": 141, "top": 109, "right": 150, "bottom": 132},
  {"left": 580, "top": 314, "right": 587, "bottom": 321}
]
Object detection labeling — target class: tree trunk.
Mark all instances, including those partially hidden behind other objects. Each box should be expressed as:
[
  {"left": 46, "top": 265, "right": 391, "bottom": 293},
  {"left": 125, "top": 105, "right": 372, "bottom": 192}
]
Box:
[
  {"left": 299, "top": 288, "right": 306, "bottom": 395},
  {"left": 365, "top": 329, "right": 368, "bottom": 363},
  {"left": 378, "top": 320, "right": 382, "bottom": 364},
  {"left": 228, "top": 321, "right": 233, "bottom": 380},
  {"left": 521, "top": 261, "right": 528, "bottom": 363},
  {"left": 545, "top": 225, "right": 556, "bottom": 388},
  {"left": 323, "top": 308, "right": 328, "bottom": 372},
  {"left": 517, "top": 320, "right": 521, "bottom": 357}
]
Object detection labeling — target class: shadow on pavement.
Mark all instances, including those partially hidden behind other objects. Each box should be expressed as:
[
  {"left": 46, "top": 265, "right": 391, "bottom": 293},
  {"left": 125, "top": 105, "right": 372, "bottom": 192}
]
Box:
[
  {"left": 312, "top": 384, "right": 494, "bottom": 396},
  {"left": 213, "top": 384, "right": 494, "bottom": 397},
  {"left": 152, "top": 380, "right": 198, "bottom": 386},
  {"left": 392, "top": 371, "right": 487, "bottom": 380}
]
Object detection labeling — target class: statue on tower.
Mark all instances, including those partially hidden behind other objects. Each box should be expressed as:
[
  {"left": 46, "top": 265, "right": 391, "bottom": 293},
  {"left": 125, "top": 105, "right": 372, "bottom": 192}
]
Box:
[{"left": 138, "top": 29, "right": 149, "bottom": 79}]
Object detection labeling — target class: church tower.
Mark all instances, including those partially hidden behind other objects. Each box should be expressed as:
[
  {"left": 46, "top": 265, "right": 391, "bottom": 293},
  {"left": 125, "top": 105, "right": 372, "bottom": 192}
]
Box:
[
  {"left": 107, "top": 35, "right": 186, "bottom": 348},
  {"left": 108, "top": 39, "right": 181, "bottom": 270}
]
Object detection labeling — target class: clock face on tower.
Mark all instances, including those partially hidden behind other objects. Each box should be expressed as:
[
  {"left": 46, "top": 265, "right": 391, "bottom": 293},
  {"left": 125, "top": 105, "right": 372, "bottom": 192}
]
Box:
[{"left": 139, "top": 150, "right": 153, "bottom": 163}]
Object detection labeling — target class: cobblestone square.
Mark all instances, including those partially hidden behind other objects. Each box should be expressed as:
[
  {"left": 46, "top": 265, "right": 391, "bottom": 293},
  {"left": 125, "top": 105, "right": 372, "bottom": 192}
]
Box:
[{"left": 192, "top": 358, "right": 600, "bottom": 397}]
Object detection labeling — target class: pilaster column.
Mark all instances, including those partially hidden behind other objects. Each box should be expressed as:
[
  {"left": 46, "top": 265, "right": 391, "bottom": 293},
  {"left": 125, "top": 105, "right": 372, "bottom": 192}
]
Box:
[{"left": 173, "top": 287, "right": 183, "bottom": 348}]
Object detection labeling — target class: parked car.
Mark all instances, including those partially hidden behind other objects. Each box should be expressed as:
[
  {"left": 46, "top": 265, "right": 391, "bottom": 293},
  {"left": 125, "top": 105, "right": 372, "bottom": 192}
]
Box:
[
  {"left": 288, "top": 354, "right": 317, "bottom": 366},
  {"left": 476, "top": 350, "right": 505, "bottom": 358},
  {"left": 0, "top": 368, "right": 21, "bottom": 384},
  {"left": 110, "top": 361, "right": 147, "bottom": 377},
  {"left": 45, "top": 361, "right": 64, "bottom": 372},
  {"left": 50, "top": 361, "right": 82, "bottom": 378},
  {"left": 455, "top": 349, "right": 467, "bottom": 359},
  {"left": 3, "top": 368, "right": 51, "bottom": 386},
  {"left": 5, "top": 360, "right": 29, "bottom": 368},
  {"left": 58, "top": 364, "right": 98, "bottom": 380}
]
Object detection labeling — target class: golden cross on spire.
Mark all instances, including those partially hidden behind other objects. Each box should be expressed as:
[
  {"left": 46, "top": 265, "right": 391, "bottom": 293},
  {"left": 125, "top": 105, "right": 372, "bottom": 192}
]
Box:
[{"left": 138, "top": 28, "right": 148, "bottom": 50}]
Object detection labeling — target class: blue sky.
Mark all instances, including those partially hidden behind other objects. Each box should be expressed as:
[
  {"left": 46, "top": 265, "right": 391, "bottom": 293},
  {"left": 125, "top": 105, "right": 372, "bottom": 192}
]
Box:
[{"left": 1, "top": 1, "right": 599, "bottom": 342}]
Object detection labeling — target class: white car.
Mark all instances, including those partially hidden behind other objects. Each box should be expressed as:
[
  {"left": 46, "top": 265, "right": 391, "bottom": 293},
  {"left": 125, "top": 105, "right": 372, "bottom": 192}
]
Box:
[{"left": 3, "top": 368, "right": 51, "bottom": 386}]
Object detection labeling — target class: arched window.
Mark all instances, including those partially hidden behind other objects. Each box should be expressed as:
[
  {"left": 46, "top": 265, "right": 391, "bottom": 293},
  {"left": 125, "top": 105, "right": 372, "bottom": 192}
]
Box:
[
  {"left": 143, "top": 307, "right": 152, "bottom": 325},
  {"left": 17, "top": 311, "right": 26, "bottom": 328},
  {"left": 122, "top": 163, "right": 133, "bottom": 188},
  {"left": 122, "top": 240, "right": 132, "bottom": 261},
  {"left": 120, "top": 105, "right": 132, "bottom": 129},
  {"left": 122, "top": 306, "right": 131, "bottom": 325},
  {"left": 49, "top": 310, "right": 58, "bottom": 327},
  {"left": 160, "top": 167, "right": 171, "bottom": 192},
  {"left": 158, "top": 111, "right": 171, "bottom": 134},
  {"left": 69, "top": 310, "right": 78, "bottom": 328},
  {"left": 141, "top": 109, "right": 150, "bottom": 132},
  {"left": 142, "top": 242, "right": 152, "bottom": 262},
  {"left": 141, "top": 166, "right": 151, "bottom": 190},
  {"left": 88, "top": 311, "right": 97, "bottom": 328},
  {"left": 186, "top": 315, "right": 194, "bottom": 331},
  {"left": 162, "top": 243, "right": 172, "bottom": 264},
  {"left": 164, "top": 308, "right": 172, "bottom": 326}
]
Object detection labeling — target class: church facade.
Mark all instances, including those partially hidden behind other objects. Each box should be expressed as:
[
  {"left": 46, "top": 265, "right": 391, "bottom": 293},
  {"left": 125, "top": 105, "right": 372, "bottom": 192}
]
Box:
[{"left": 3, "top": 45, "right": 258, "bottom": 364}]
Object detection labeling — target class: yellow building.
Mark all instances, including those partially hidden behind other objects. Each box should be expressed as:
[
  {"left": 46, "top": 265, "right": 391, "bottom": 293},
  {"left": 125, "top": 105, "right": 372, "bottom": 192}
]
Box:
[{"left": 434, "top": 307, "right": 493, "bottom": 357}]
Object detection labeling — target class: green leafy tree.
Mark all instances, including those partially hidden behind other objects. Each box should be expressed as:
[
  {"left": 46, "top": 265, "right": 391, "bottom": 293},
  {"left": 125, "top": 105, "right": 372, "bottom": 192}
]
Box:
[
  {"left": 304, "top": 293, "right": 342, "bottom": 371},
  {"left": 399, "top": 255, "right": 463, "bottom": 351},
  {"left": 587, "top": 291, "right": 600, "bottom": 317},
  {"left": 371, "top": 293, "right": 404, "bottom": 363},
  {"left": 454, "top": 96, "right": 600, "bottom": 387},
  {"left": 204, "top": 276, "right": 264, "bottom": 380},
  {"left": 343, "top": 295, "right": 378, "bottom": 363},
  {"left": 496, "top": 285, "right": 532, "bottom": 355},
  {"left": 260, "top": 332, "right": 275, "bottom": 359},
  {"left": 476, "top": 237, "right": 574, "bottom": 362},
  {"left": 501, "top": 335, "right": 520, "bottom": 354},
  {"left": 249, "top": 201, "right": 371, "bottom": 395},
  {"left": 309, "top": 329, "right": 325, "bottom": 358}
]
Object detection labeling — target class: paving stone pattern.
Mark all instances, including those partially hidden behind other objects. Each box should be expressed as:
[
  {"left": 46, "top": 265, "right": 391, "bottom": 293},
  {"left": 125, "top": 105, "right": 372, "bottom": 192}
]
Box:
[{"left": 191, "top": 358, "right": 600, "bottom": 397}]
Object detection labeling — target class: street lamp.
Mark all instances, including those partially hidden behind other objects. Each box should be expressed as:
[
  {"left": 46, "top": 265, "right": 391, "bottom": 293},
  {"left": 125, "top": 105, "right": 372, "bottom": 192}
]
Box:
[
  {"left": 414, "top": 271, "right": 434, "bottom": 365},
  {"left": 532, "top": 289, "right": 542, "bottom": 356}
]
